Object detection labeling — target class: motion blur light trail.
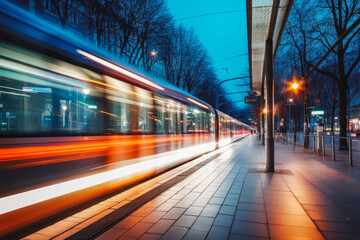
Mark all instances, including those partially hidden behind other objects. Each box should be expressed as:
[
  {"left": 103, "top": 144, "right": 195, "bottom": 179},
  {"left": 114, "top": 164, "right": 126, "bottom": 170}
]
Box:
[
  {"left": 0, "top": 142, "right": 216, "bottom": 215},
  {"left": 0, "top": 135, "right": 209, "bottom": 169},
  {"left": 0, "top": 2, "right": 253, "bottom": 236},
  {"left": 77, "top": 50, "right": 165, "bottom": 91}
]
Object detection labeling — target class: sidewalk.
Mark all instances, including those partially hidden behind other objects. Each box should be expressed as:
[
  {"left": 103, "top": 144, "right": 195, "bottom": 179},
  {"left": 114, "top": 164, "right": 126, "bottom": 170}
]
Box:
[{"left": 24, "top": 136, "right": 360, "bottom": 240}]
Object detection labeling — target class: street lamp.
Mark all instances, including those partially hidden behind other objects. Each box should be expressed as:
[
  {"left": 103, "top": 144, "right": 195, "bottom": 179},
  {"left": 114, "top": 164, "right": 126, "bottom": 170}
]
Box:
[
  {"left": 292, "top": 83, "right": 299, "bottom": 90},
  {"left": 288, "top": 98, "right": 294, "bottom": 133},
  {"left": 287, "top": 78, "right": 309, "bottom": 149},
  {"left": 150, "top": 50, "right": 157, "bottom": 57},
  {"left": 215, "top": 76, "right": 249, "bottom": 109}
]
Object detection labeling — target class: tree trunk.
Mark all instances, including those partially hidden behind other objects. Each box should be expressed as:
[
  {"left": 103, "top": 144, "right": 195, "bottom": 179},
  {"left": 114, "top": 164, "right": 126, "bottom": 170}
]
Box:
[
  {"left": 331, "top": 108, "right": 335, "bottom": 133},
  {"left": 338, "top": 43, "right": 348, "bottom": 150},
  {"left": 338, "top": 84, "right": 348, "bottom": 150}
]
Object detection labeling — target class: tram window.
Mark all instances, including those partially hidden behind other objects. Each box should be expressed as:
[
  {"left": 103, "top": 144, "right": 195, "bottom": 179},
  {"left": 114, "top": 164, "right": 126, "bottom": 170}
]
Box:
[
  {"left": 135, "top": 87, "right": 154, "bottom": 134},
  {"left": 164, "top": 103, "right": 171, "bottom": 134},
  {"left": 154, "top": 95, "right": 166, "bottom": 134},
  {"left": 105, "top": 76, "right": 133, "bottom": 134},
  {"left": 209, "top": 112, "right": 215, "bottom": 133},
  {"left": 220, "top": 116, "right": 226, "bottom": 137},
  {"left": 186, "top": 107, "right": 195, "bottom": 133},
  {"left": 0, "top": 42, "right": 107, "bottom": 136}
]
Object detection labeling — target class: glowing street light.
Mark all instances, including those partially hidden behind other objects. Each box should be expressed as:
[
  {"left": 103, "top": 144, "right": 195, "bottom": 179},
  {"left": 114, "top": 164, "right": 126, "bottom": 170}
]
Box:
[
  {"left": 292, "top": 83, "right": 299, "bottom": 90},
  {"left": 285, "top": 77, "right": 303, "bottom": 94}
]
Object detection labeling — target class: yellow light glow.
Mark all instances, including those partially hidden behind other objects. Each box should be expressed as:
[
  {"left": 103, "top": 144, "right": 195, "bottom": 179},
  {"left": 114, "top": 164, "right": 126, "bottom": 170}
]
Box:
[
  {"left": 77, "top": 50, "right": 164, "bottom": 91},
  {"left": 292, "top": 83, "right": 299, "bottom": 90},
  {"left": 284, "top": 77, "right": 303, "bottom": 94}
]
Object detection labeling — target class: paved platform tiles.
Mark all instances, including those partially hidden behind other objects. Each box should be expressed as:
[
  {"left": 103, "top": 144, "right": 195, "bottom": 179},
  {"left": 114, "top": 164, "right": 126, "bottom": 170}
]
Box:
[{"left": 23, "top": 136, "right": 360, "bottom": 240}]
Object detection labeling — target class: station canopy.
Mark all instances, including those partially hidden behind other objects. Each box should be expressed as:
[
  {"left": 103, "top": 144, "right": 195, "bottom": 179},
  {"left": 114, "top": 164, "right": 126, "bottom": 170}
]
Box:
[{"left": 246, "top": 0, "right": 293, "bottom": 95}]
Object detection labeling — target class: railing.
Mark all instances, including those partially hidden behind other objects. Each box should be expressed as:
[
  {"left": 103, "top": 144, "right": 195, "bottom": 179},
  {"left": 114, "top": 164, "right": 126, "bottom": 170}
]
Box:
[{"left": 274, "top": 132, "right": 360, "bottom": 167}]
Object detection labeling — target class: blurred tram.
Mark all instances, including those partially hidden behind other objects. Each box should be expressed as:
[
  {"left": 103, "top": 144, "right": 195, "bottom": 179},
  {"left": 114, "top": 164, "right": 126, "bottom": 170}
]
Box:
[{"left": 0, "top": 1, "right": 252, "bottom": 236}]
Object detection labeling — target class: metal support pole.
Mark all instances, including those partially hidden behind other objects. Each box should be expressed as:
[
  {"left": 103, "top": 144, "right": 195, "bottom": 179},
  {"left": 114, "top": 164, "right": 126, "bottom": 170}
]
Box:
[
  {"left": 261, "top": 88, "right": 265, "bottom": 145},
  {"left": 313, "top": 135, "right": 316, "bottom": 153},
  {"left": 322, "top": 136, "right": 325, "bottom": 156},
  {"left": 303, "top": 79, "right": 309, "bottom": 150},
  {"left": 332, "top": 136, "right": 335, "bottom": 161},
  {"left": 293, "top": 134, "right": 295, "bottom": 150},
  {"left": 265, "top": 39, "right": 274, "bottom": 172},
  {"left": 349, "top": 138, "right": 353, "bottom": 167},
  {"left": 258, "top": 114, "right": 261, "bottom": 140}
]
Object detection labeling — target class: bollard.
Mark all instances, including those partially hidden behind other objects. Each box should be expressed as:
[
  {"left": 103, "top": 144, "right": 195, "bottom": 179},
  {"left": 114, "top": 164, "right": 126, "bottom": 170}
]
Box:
[
  {"left": 349, "top": 138, "right": 353, "bottom": 167},
  {"left": 298, "top": 135, "right": 300, "bottom": 146},
  {"left": 322, "top": 136, "right": 325, "bottom": 156},
  {"left": 303, "top": 135, "right": 306, "bottom": 152},
  {"left": 332, "top": 137, "right": 335, "bottom": 161},
  {"left": 313, "top": 135, "right": 316, "bottom": 153},
  {"left": 293, "top": 134, "right": 295, "bottom": 151}
]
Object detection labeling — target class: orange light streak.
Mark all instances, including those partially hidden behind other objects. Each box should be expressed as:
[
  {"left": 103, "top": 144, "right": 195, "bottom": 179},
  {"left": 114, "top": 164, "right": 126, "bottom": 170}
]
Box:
[{"left": 0, "top": 135, "right": 211, "bottom": 167}]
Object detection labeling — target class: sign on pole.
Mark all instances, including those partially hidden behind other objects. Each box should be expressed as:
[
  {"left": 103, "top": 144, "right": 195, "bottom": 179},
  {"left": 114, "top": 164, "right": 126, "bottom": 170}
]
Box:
[
  {"left": 311, "top": 110, "right": 324, "bottom": 116},
  {"left": 244, "top": 94, "right": 258, "bottom": 104}
]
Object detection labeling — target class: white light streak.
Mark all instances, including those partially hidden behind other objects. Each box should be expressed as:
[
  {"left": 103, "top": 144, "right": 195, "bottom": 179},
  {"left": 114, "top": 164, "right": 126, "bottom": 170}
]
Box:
[
  {"left": 187, "top": 98, "right": 209, "bottom": 109},
  {"left": 0, "top": 90, "right": 30, "bottom": 97},
  {"left": 0, "top": 142, "right": 216, "bottom": 215},
  {"left": 77, "top": 50, "right": 164, "bottom": 91}
]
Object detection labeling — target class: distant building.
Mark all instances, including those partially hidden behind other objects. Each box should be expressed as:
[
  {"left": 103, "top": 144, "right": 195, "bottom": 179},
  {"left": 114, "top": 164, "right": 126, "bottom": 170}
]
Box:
[
  {"left": 349, "top": 94, "right": 360, "bottom": 132},
  {"left": 349, "top": 69, "right": 360, "bottom": 132},
  {"left": 6, "top": 0, "right": 87, "bottom": 38}
]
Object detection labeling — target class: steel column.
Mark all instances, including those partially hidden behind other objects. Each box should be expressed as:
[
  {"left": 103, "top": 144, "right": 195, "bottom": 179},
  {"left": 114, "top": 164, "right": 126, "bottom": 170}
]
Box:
[
  {"left": 349, "top": 138, "right": 353, "bottom": 166},
  {"left": 332, "top": 136, "right": 335, "bottom": 161},
  {"left": 265, "top": 39, "right": 274, "bottom": 172},
  {"left": 261, "top": 95, "right": 265, "bottom": 145},
  {"left": 313, "top": 135, "right": 316, "bottom": 153},
  {"left": 303, "top": 79, "right": 309, "bottom": 149}
]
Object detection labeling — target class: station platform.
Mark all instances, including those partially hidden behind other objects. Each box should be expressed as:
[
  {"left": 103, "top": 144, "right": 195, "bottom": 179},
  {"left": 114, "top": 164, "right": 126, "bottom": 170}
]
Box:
[{"left": 23, "top": 136, "right": 360, "bottom": 240}]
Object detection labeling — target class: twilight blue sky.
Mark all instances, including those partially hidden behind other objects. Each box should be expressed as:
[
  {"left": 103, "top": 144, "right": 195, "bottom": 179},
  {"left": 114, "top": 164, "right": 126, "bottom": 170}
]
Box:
[{"left": 166, "top": 0, "right": 250, "bottom": 114}]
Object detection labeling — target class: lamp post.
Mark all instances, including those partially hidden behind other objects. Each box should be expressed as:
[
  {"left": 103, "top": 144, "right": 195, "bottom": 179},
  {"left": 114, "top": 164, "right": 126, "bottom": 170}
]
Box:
[
  {"left": 215, "top": 76, "right": 249, "bottom": 109},
  {"left": 288, "top": 78, "right": 309, "bottom": 149},
  {"left": 288, "top": 98, "right": 293, "bottom": 133},
  {"left": 291, "top": 82, "right": 299, "bottom": 143},
  {"left": 150, "top": 50, "right": 157, "bottom": 57},
  {"left": 303, "top": 78, "right": 309, "bottom": 149}
]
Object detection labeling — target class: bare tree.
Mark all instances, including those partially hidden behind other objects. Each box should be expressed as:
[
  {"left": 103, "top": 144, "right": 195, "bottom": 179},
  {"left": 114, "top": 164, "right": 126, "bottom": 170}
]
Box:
[
  {"left": 42, "top": 0, "right": 220, "bottom": 107},
  {"left": 308, "top": 0, "right": 360, "bottom": 149},
  {"left": 80, "top": 0, "right": 114, "bottom": 47},
  {"left": 276, "top": 0, "right": 360, "bottom": 149}
]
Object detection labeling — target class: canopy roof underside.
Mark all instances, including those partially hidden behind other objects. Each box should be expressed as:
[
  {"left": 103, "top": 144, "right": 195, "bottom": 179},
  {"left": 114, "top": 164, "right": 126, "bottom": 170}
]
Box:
[{"left": 246, "top": 0, "right": 293, "bottom": 94}]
